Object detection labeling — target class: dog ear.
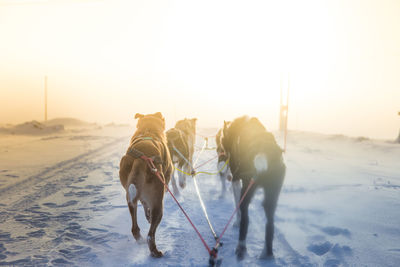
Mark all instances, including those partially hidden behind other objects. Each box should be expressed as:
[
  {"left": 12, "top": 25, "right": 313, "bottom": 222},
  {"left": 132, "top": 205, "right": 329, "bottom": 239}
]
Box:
[
  {"left": 155, "top": 112, "right": 165, "bottom": 122},
  {"left": 154, "top": 112, "right": 163, "bottom": 119},
  {"left": 135, "top": 113, "right": 144, "bottom": 119},
  {"left": 191, "top": 118, "right": 197, "bottom": 123}
]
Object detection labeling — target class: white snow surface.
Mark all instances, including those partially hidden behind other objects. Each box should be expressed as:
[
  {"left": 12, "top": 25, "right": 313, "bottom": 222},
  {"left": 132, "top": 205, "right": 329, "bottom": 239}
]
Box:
[{"left": 0, "top": 127, "right": 399, "bottom": 266}]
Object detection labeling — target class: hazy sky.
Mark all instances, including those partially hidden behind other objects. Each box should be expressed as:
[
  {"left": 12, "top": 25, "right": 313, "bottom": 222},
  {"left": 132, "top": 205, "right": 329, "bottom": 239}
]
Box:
[{"left": 0, "top": 0, "right": 399, "bottom": 139}]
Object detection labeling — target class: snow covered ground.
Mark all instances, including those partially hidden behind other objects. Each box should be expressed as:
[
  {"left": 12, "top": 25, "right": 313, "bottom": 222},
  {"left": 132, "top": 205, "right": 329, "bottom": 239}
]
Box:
[{"left": 0, "top": 124, "right": 399, "bottom": 266}]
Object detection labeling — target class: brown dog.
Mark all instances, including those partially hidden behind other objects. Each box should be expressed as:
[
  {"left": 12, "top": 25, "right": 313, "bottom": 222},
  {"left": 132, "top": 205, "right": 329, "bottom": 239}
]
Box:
[
  {"left": 166, "top": 127, "right": 189, "bottom": 195},
  {"left": 119, "top": 112, "right": 172, "bottom": 258},
  {"left": 166, "top": 118, "right": 196, "bottom": 194}
]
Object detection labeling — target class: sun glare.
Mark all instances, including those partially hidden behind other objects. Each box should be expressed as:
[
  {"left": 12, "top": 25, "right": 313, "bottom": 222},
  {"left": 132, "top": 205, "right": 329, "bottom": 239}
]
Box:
[{"left": 0, "top": 0, "right": 399, "bottom": 138}]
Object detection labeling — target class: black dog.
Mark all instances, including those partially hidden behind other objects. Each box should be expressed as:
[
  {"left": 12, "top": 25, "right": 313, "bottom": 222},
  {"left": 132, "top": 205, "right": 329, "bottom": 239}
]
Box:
[{"left": 221, "top": 116, "right": 285, "bottom": 259}]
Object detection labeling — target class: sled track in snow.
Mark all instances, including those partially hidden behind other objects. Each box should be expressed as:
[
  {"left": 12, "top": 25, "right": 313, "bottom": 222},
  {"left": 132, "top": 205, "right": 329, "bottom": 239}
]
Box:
[{"left": 0, "top": 137, "right": 127, "bottom": 222}]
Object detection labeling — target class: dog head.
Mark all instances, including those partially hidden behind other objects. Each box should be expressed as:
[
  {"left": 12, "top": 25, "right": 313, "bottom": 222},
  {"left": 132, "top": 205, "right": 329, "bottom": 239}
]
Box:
[
  {"left": 175, "top": 118, "right": 197, "bottom": 137},
  {"left": 221, "top": 120, "right": 233, "bottom": 155},
  {"left": 134, "top": 112, "right": 165, "bottom": 134},
  {"left": 217, "top": 122, "right": 230, "bottom": 155}
]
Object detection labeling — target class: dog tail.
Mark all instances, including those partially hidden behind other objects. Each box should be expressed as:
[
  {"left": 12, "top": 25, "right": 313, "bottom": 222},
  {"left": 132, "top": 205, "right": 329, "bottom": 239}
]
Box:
[
  {"left": 120, "top": 157, "right": 147, "bottom": 203},
  {"left": 128, "top": 183, "right": 137, "bottom": 203},
  {"left": 254, "top": 153, "right": 268, "bottom": 173},
  {"left": 253, "top": 132, "right": 284, "bottom": 176}
]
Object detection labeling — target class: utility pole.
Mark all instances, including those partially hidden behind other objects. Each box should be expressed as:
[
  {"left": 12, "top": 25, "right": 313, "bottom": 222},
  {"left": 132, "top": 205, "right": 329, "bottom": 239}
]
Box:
[
  {"left": 396, "top": 111, "right": 400, "bottom": 143},
  {"left": 44, "top": 75, "right": 48, "bottom": 122},
  {"left": 284, "top": 75, "right": 289, "bottom": 152},
  {"left": 279, "top": 74, "right": 289, "bottom": 151}
]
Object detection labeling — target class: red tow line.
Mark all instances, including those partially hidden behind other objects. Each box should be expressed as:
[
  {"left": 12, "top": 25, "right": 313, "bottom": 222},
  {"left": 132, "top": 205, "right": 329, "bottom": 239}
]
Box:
[
  {"left": 214, "top": 178, "right": 255, "bottom": 246},
  {"left": 194, "top": 154, "right": 219, "bottom": 170},
  {"left": 140, "top": 155, "right": 212, "bottom": 255},
  {"left": 140, "top": 155, "right": 256, "bottom": 265}
]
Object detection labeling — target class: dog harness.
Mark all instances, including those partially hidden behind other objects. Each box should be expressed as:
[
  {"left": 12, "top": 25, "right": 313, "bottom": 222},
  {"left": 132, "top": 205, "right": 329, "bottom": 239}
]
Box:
[
  {"left": 167, "top": 128, "right": 189, "bottom": 164},
  {"left": 126, "top": 136, "right": 163, "bottom": 165}
]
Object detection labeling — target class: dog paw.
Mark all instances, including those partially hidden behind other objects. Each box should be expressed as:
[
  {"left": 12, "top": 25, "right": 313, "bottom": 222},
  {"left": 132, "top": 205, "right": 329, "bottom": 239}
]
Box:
[
  {"left": 235, "top": 244, "right": 247, "bottom": 260},
  {"left": 132, "top": 230, "right": 142, "bottom": 241},
  {"left": 259, "top": 253, "right": 274, "bottom": 260},
  {"left": 259, "top": 246, "right": 274, "bottom": 259},
  {"left": 179, "top": 182, "right": 186, "bottom": 189},
  {"left": 173, "top": 188, "right": 180, "bottom": 196},
  {"left": 176, "top": 194, "right": 185, "bottom": 203},
  {"left": 150, "top": 249, "right": 163, "bottom": 258},
  {"left": 137, "top": 237, "right": 146, "bottom": 245},
  {"left": 134, "top": 234, "right": 143, "bottom": 242}
]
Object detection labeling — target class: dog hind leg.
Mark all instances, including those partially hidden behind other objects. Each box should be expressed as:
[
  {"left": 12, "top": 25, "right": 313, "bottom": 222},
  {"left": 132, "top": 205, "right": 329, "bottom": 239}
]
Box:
[
  {"left": 142, "top": 201, "right": 151, "bottom": 223},
  {"left": 260, "top": 173, "right": 284, "bottom": 258},
  {"left": 261, "top": 186, "right": 279, "bottom": 258},
  {"left": 128, "top": 184, "right": 137, "bottom": 203},
  {"left": 147, "top": 201, "right": 164, "bottom": 258},
  {"left": 232, "top": 180, "right": 242, "bottom": 226},
  {"left": 126, "top": 185, "right": 141, "bottom": 241},
  {"left": 236, "top": 179, "right": 256, "bottom": 260}
]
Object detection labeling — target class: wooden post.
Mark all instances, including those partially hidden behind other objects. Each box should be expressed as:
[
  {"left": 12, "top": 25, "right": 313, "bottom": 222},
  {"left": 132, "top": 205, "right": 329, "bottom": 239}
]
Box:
[
  {"left": 397, "top": 111, "right": 400, "bottom": 143},
  {"left": 284, "top": 75, "right": 289, "bottom": 152},
  {"left": 279, "top": 74, "right": 289, "bottom": 152},
  {"left": 44, "top": 76, "right": 48, "bottom": 122},
  {"left": 279, "top": 79, "right": 286, "bottom": 131}
]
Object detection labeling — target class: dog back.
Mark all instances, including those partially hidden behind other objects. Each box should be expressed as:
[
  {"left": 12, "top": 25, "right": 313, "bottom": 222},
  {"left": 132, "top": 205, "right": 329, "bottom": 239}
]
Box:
[{"left": 223, "top": 116, "right": 284, "bottom": 180}]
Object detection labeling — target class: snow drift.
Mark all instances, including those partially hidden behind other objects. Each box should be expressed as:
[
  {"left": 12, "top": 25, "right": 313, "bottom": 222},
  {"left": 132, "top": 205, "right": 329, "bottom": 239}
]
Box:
[{"left": 0, "top": 120, "right": 64, "bottom": 135}]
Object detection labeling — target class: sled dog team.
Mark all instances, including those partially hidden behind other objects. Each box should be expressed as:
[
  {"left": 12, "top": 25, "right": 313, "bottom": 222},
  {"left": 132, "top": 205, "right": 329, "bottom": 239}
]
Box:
[{"left": 119, "top": 112, "right": 286, "bottom": 260}]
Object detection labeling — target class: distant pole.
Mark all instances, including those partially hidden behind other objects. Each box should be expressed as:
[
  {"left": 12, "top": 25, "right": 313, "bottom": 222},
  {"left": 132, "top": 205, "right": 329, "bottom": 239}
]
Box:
[
  {"left": 279, "top": 74, "right": 289, "bottom": 152},
  {"left": 396, "top": 111, "right": 400, "bottom": 143},
  {"left": 279, "top": 77, "right": 285, "bottom": 131},
  {"left": 284, "top": 74, "right": 289, "bottom": 152},
  {"left": 44, "top": 76, "right": 48, "bottom": 122},
  {"left": 280, "top": 78, "right": 283, "bottom": 110}
]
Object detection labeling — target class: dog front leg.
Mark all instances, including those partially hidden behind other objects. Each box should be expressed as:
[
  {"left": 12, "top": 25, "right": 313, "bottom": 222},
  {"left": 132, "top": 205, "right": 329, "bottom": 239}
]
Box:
[
  {"left": 178, "top": 164, "right": 187, "bottom": 189},
  {"left": 218, "top": 175, "right": 226, "bottom": 199},
  {"left": 170, "top": 169, "right": 179, "bottom": 195},
  {"left": 218, "top": 162, "right": 227, "bottom": 197}
]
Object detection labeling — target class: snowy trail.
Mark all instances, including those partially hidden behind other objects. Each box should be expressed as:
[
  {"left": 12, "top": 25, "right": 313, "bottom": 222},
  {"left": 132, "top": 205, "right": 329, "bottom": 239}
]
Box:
[
  {"left": 0, "top": 131, "right": 399, "bottom": 266},
  {"left": 0, "top": 137, "right": 128, "bottom": 266},
  {"left": 95, "top": 144, "right": 312, "bottom": 267}
]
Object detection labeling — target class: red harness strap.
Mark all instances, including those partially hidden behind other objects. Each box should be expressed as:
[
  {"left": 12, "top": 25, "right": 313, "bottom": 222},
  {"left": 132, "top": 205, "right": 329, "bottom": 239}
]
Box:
[
  {"left": 194, "top": 154, "right": 219, "bottom": 170},
  {"left": 140, "top": 155, "right": 212, "bottom": 255},
  {"left": 140, "top": 154, "right": 256, "bottom": 264},
  {"left": 212, "top": 178, "right": 256, "bottom": 258}
]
